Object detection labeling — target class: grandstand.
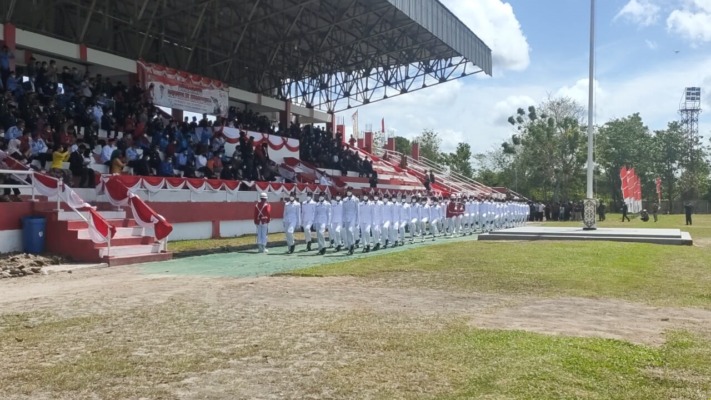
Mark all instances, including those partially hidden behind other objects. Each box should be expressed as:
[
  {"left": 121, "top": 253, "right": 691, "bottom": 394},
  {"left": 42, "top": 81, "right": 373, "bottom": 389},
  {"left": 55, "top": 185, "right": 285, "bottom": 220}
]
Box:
[{"left": 0, "top": 0, "right": 494, "bottom": 264}]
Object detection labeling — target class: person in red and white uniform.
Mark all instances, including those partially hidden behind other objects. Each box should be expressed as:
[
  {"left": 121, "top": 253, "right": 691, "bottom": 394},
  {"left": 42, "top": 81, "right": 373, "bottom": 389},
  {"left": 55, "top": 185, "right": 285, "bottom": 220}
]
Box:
[
  {"left": 254, "top": 192, "right": 272, "bottom": 253},
  {"left": 446, "top": 194, "right": 458, "bottom": 236}
]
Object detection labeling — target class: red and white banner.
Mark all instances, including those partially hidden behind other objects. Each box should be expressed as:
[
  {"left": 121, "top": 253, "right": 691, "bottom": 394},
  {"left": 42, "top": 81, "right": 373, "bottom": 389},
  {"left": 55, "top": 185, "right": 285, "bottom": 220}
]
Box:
[
  {"left": 138, "top": 60, "right": 228, "bottom": 116},
  {"left": 620, "top": 166, "right": 642, "bottom": 213}
]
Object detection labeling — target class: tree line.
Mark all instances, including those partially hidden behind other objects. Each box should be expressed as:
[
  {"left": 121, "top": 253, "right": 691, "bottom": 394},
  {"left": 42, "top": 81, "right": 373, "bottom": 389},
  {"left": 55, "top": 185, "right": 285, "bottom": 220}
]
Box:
[{"left": 392, "top": 96, "right": 711, "bottom": 205}]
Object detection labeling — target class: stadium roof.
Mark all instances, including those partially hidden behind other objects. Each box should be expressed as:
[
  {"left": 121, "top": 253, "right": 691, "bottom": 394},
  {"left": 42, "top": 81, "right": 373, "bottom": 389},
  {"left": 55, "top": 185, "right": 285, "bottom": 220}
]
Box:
[{"left": 4, "top": 0, "right": 492, "bottom": 112}]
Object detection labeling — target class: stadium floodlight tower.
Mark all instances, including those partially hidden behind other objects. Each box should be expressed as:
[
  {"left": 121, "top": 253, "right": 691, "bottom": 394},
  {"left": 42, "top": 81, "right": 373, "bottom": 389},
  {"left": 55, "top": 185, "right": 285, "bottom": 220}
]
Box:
[{"left": 679, "top": 87, "right": 702, "bottom": 165}]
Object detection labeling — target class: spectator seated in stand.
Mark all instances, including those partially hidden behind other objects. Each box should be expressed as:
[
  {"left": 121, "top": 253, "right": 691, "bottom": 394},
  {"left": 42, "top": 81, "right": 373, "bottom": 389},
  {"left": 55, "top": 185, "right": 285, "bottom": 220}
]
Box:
[
  {"left": 49, "top": 143, "right": 71, "bottom": 180},
  {"left": 110, "top": 149, "right": 125, "bottom": 175},
  {"left": 69, "top": 143, "right": 95, "bottom": 188}
]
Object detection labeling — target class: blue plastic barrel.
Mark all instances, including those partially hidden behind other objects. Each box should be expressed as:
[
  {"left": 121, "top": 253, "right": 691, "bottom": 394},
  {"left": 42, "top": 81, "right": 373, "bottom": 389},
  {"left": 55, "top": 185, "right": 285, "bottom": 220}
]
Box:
[{"left": 22, "top": 216, "right": 47, "bottom": 254}]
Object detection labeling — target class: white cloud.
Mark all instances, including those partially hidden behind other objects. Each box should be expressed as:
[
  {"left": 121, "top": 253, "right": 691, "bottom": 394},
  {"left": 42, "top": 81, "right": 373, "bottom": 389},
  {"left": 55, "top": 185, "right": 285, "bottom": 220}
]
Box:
[
  {"left": 441, "top": 0, "right": 531, "bottom": 72},
  {"left": 667, "top": 0, "right": 711, "bottom": 43},
  {"left": 615, "top": 0, "right": 661, "bottom": 27},
  {"left": 645, "top": 39, "right": 658, "bottom": 49},
  {"left": 555, "top": 78, "right": 607, "bottom": 119}
]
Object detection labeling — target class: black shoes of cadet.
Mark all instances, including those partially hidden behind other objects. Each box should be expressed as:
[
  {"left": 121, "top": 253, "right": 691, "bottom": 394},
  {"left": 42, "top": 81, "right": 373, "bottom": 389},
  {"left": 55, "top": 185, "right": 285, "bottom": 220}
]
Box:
[
  {"left": 335, "top": 245, "right": 342, "bottom": 252},
  {"left": 306, "top": 242, "right": 312, "bottom": 251},
  {"left": 318, "top": 248, "right": 326, "bottom": 255},
  {"left": 347, "top": 245, "right": 354, "bottom": 255}
]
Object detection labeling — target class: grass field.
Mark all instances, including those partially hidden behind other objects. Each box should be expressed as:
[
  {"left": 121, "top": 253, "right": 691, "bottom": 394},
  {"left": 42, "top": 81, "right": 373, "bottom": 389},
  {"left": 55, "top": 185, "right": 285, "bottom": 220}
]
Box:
[
  {"left": 291, "top": 214, "right": 711, "bottom": 309},
  {"left": 0, "top": 214, "right": 710, "bottom": 399}
]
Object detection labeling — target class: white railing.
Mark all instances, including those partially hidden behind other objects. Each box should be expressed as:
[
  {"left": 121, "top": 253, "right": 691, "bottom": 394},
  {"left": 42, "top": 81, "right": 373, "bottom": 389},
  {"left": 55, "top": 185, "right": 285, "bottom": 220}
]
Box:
[
  {"left": 56, "top": 178, "right": 112, "bottom": 257},
  {"left": 1, "top": 168, "right": 113, "bottom": 256},
  {"left": 375, "top": 148, "right": 493, "bottom": 195},
  {"left": 0, "top": 169, "right": 36, "bottom": 201}
]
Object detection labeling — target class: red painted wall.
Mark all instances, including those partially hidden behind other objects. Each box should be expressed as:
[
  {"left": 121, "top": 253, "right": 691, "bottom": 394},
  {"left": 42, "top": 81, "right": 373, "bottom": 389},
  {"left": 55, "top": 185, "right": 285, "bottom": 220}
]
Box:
[{"left": 0, "top": 202, "right": 35, "bottom": 230}]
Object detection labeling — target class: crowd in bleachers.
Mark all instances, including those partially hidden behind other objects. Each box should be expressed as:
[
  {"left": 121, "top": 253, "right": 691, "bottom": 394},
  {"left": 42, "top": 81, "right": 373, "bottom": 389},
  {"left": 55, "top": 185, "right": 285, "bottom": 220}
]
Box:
[
  {"left": 0, "top": 56, "right": 300, "bottom": 195},
  {"left": 298, "top": 125, "right": 375, "bottom": 179},
  {"left": 0, "top": 53, "right": 396, "bottom": 202}
]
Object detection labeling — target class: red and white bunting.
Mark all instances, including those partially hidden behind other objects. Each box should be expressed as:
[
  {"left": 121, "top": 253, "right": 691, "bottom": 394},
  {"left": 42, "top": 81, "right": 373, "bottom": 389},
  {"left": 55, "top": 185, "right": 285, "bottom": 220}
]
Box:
[
  {"left": 165, "top": 177, "right": 185, "bottom": 190},
  {"left": 63, "top": 186, "right": 91, "bottom": 209},
  {"left": 205, "top": 179, "right": 224, "bottom": 191},
  {"left": 128, "top": 193, "right": 173, "bottom": 240},
  {"left": 87, "top": 208, "right": 117, "bottom": 244},
  {"left": 32, "top": 174, "right": 60, "bottom": 196},
  {"left": 103, "top": 176, "right": 131, "bottom": 207},
  {"left": 142, "top": 177, "right": 166, "bottom": 193},
  {"left": 185, "top": 178, "right": 206, "bottom": 193},
  {"left": 223, "top": 180, "right": 241, "bottom": 194}
]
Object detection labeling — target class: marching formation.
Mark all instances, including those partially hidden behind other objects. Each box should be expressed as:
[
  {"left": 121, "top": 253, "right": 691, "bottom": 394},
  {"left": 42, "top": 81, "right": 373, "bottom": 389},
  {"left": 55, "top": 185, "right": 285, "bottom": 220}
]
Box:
[{"left": 256, "top": 189, "right": 530, "bottom": 255}]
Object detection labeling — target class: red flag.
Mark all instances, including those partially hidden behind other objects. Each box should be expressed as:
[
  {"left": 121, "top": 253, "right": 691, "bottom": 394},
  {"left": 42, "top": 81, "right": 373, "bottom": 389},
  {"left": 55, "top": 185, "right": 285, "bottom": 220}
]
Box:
[
  {"left": 620, "top": 166, "right": 631, "bottom": 199},
  {"left": 655, "top": 177, "right": 662, "bottom": 195}
]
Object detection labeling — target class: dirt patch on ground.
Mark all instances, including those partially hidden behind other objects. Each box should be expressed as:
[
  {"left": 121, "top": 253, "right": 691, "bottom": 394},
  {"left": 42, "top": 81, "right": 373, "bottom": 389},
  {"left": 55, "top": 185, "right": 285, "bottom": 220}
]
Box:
[
  {"left": 0, "top": 253, "right": 67, "bottom": 278},
  {"left": 1, "top": 268, "right": 710, "bottom": 347}
]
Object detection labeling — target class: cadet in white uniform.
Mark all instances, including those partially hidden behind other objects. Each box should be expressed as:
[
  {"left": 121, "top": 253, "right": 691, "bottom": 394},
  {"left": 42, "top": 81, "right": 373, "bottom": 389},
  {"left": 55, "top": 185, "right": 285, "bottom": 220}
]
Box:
[
  {"left": 409, "top": 196, "right": 420, "bottom": 242},
  {"left": 359, "top": 194, "right": 373, "bottom": 252},
  {"left": 313, "top": 193, "right": 331, "bottom": 255},
  {"left": 381, "top": 193, "right": 395, "bottom": 248},
  {"left": 388, "top": 194, "right": 400, "bottom": 247},
  {"left": 342, "top": 189, "right": 359, "bottom": 255},
  {"left": 428, "top": 196, "right": 440, "bottom": 240},
  {"left": 398, "top": 196, "right": 410, "bottom": 245},
  {"left": 283, "top": 192, "right": 301, "bottom": 254},
  {"left": 330, "top": 192, "right": 344, "bottom": 251},
  {"left": 463, "top": 196, "right": 472, "bottom": 235},
  {"left": 371, "top": 193, "right": 384, "bottom": 251},
  {"left": 301, "top": 192, "right": 317, "bottom": 251},
  {"left": 418, "top": 197, "right": 430, "bottom": 241}
]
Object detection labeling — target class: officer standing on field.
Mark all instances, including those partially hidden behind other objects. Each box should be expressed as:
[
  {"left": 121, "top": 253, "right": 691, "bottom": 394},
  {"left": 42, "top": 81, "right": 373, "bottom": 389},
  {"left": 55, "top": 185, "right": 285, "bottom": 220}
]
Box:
[{"left": 254, "top": 192, "right": 271, "bottom": 253}]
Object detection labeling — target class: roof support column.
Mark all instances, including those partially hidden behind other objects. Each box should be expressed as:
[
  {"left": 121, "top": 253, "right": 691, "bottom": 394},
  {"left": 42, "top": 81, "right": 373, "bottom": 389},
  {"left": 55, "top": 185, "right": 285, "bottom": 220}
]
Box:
[
  {"left": 2, "top": 23, "right": 16, "bottom": 72},
  {"left": 279, "top": 100, "right": 292, "bottom": 131}
]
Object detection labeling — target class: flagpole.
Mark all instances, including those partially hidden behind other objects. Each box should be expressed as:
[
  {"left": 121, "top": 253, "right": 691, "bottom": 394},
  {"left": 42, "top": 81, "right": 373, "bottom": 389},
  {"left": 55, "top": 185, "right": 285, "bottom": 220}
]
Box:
[{"left": 583, "top": 0, "right": 597, "bottom": 230}]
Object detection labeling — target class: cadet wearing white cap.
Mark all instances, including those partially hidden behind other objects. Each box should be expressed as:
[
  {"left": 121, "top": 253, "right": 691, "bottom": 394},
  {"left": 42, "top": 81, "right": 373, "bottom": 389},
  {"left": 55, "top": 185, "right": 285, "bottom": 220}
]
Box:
[
  {"left": 428, "top": 196, "right": 440, "bottom": 240},
  {"left": 381, "top": 193, "right": 395, "bottom": 248},
  {"left": 342, "top": 188, "right": 359, "bottom": 255},
  {"left": 371, "top": 192, "right": 384, "bottom": 251},
  {"left": 314, "top": 192, "right": 331, "bottom": 255},
  {"left": 253, "top": 192, "right": 271, "bottom": 253},
  {"left": 418, "top": 196, "right": 430, "bottom": 242},
  {"left": 330, "top": 192, "right": 344, "bottom": 252},
  {"left": 301, "top": 192, "right": 317, "bottom": 251},
  {"left": 359, "top": 193, "right": 373, "bottom": 252},
  {"left": 387, "top": 193, "right": 400, "bottom": 247},
  {"left": 409, "top": 195, "right": 420, "bottom": 242},
  {"left": 398, "top": 195, "right": 410, "bottom": 245},
  {"left": 283, "top": 191, "right": 301, "bottom": 254}
]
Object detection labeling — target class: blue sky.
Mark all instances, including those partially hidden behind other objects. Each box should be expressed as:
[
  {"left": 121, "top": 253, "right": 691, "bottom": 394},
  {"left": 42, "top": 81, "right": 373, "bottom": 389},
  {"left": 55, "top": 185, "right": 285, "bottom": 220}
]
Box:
[{"left": 339, "top": 0, "right": 711, "bottom": 156}]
